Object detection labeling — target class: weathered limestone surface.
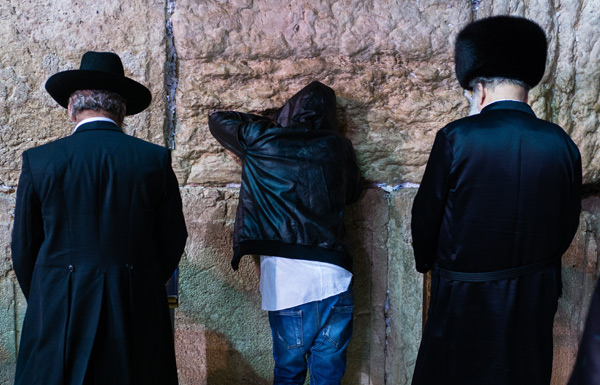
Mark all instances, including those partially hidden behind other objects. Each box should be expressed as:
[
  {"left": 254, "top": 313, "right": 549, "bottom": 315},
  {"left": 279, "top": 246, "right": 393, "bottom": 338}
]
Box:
[
  {"left": 0, "top": 192, "right": 18, "bottom": 385},
  {"left": 344, "top": 189, "right": 391, "bottom": 384},
  {"left": 387, "top": 188, "right": 423, "bottom": 385},
  {"left": 552, "top": 196, "right": 600, "bottom": 385},
  {"left": 171, "top": 0, "right": 472, "bottom": 186},
  {"left": 176, "top": 186, "right": 272, "bottom": 384},
  {"left": 0, "top": 0, "right": 169, "bottom": 187},
  {"left": 1, "top": 0, "right": 600, "bottom": 384}
]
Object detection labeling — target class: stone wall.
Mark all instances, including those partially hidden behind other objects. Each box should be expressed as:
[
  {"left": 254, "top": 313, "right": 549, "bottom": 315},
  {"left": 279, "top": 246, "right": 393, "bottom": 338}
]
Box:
[{"left": 1, "top": 0, "right": 599, "bottom": 384}]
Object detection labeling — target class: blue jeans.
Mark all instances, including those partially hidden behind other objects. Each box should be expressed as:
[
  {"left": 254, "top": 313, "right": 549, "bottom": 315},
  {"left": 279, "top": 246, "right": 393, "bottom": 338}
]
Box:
[{"left": 268, "top": 286, "right": 354, "bottom": 385}]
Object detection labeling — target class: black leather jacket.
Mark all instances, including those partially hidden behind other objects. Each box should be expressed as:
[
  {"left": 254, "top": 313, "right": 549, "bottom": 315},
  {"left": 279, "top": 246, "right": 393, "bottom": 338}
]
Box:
[{"left": 209, "top": 81, "right": 361, "bottom": 271}]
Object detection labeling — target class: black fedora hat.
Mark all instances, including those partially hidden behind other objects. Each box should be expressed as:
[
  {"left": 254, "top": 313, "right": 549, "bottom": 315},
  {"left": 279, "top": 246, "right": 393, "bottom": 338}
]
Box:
[
  {"left": 45, "top": 51, "right": 152, "bottom": 115},
  {"left": 455, "top": 15, "right": 547, "bottom": 90}
]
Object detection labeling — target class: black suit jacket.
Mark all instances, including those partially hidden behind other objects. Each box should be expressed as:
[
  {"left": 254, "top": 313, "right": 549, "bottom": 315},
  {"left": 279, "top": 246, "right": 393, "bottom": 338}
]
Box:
[
  {"left": 411, "top": 101, "right": 582, "bottom": 385},
  {"left": 11, "top": 120, "right": 187, "bottom": 385}
]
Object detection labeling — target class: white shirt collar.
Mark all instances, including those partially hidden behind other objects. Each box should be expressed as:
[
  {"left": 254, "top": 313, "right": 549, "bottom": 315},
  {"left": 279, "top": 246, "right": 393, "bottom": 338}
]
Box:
[
  {"left": 486, "top": 99, "right": 527, "bottom": 107},
  {"left": 73, "top": 117, "right": 118, "bottom": 133}
]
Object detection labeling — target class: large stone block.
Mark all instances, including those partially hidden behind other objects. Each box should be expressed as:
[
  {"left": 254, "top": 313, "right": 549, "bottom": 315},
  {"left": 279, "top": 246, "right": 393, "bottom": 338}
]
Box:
[
  {"left": 0, "top": 192, "right": 16, "bottom": 382},
  {"left": 344, "top": 188, "right": 389, "bottom": 384},
  {"left": 387, "top": 188, "right": 422, "bottom": 385},
  {"left": 552, "top": 196, "right": 600, "bottom": 384},
  {"left": 170, "top": 0, "right": 472, "bottom": 186},
  {"left": 0, "top": 275, "right": 18, "bottom": 384},
  {"left": 176, "top": 186, "right": 272, "bottom": 384},
  {"left": 0, "top": 0, "right": 169, "bottom": 186},
  {"left": 171, "top": 0, "right": 600, "bottom": 187},
  {"left": 0, "top": 191, "right": 25, "bottom": 384}
]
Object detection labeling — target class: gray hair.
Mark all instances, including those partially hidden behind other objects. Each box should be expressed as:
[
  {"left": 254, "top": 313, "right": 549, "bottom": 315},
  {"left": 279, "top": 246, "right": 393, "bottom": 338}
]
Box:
[
  {"left": 68, "top": 89, "right": 126, "bottom": 121},
  {"left": 469, "top": 77, "right": 531, "bottom": 93}
]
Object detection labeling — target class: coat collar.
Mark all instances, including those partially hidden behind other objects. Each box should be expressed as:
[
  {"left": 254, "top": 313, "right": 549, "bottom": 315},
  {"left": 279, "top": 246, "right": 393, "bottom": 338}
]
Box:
[
  {"left": 480, "top": 100, "right": 536, "bottom": 117},
  {"left": 72, "top": 120, "right": 123, "bottom": 134}
]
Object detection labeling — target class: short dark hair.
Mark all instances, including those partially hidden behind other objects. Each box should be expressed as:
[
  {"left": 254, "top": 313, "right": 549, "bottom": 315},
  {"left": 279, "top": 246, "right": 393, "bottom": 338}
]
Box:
[
  {"left": 68, "top": 89, "right": 126, "bottom": 121},
  {"left": 469, "top": 77, "right": 531, "bottom": 93}
]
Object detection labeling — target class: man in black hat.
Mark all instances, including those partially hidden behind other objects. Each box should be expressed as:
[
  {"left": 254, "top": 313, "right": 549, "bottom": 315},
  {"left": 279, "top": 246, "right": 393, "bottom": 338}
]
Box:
[
  {"left": 411, "top": 16, "right": 582, "bottom": 385},
  {"left": 11, "top": 51, "right": 187, "bottom": 385}
]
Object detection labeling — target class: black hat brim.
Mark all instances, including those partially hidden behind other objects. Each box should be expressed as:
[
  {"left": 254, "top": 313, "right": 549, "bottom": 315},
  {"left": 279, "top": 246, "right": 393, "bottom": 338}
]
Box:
[{"left": 45, "top": 69, "right": 152, "bottom": 115}]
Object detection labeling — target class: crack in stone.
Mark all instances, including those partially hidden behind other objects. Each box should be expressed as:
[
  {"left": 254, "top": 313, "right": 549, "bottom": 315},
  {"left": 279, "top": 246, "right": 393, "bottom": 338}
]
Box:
[
  {"left": 471, "top": 0, "right": 482, "bottom": 19},
  {"left": 165, "top": 0, "right": 178, "bottom": 150}
]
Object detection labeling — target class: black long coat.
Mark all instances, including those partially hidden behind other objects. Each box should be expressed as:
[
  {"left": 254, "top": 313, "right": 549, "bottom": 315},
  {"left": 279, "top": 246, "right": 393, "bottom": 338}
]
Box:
[
  {"left": 411, "top": 101, "right": 581, "bottom": 385},
  {"left": 569, "top": 278, "right": 600, "bottom": 385},
  {"left": 11, "top": 121, "right": 187, "bottom": 385}
]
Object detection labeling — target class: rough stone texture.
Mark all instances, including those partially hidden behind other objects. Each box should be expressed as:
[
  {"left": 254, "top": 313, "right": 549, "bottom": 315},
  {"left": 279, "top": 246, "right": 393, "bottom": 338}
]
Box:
[
  {"left": 552, "top": 196, "right": 600, "bottom": 385},
  {"left": 2, "top": 0, "right": 600, "bottom": 384},
  {"left": 0, "top": 274, "right": 18, "bottom": 385},
  {"left": 387, "top": 188, "right": 423, "bottom": 385},
  {"left": 175, "top": 186, "right": 272, "bottom": 384},
  {"left": 171, "top": 0, "right": 472, "bottom": 186},
  {"left": 344, "top": 189, "right": 390, "bottom": 384},
  {"left": 0, "top": 192, "right": 16, "bottom": 384},
  {"left": 0, "top": 0, "right": 169, "bottom": 187}
]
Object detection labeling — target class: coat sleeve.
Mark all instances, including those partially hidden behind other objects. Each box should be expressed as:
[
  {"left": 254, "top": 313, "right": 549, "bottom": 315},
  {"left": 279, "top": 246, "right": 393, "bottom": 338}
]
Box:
[
  {"left": 11, "top": 152, "right": 45, "bottom": 300},
  {"left": 411, "top": 130, "right": 453, "bottom": 273},
  {"left": 208, "top": 111, "right": 268, "bottom": 159},
  {"left": 155, "top": 151, "right": 188, "bottom": 283}
]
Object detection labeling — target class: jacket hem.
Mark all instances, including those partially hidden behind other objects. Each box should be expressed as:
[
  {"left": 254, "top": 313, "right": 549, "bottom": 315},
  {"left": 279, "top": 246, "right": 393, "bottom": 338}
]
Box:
[{"left": 231, "top": 241, "right": 353, "bottom": 272}]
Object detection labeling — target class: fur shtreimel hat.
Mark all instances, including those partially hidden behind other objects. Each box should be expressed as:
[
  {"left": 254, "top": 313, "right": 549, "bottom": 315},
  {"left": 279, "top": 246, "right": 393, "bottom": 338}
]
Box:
[
  {"left": 455, "top": 15, "right": 548, "bottom": 90},
  {"left": 45, "top": 51, "right": 151, "bottom": 115}
]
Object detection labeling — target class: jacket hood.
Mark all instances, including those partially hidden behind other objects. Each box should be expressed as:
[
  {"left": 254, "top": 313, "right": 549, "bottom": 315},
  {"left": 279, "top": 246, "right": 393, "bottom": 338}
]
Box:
[{"left": 274, "top": 81, "right": 338, "bottom": 132}]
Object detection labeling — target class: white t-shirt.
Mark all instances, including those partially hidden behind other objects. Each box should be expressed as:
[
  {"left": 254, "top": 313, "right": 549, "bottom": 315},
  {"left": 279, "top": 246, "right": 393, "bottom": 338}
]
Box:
[{"left": 259, "top": 255, "right": 353, "bottom": 311}]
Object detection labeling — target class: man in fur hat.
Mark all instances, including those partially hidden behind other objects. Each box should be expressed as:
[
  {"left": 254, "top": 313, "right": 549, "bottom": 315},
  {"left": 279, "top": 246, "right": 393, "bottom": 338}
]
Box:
[
  {"left": 411, "top": 16, "right": 581, "bottom": 384},
  {"left": 11, "top": 51, "right": 187, "bottom": 385}
]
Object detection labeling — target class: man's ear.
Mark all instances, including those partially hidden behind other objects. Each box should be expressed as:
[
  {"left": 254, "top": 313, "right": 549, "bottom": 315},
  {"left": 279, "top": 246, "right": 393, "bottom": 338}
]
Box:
[
  {"left": 477, "top": 83, "right": 486, "bottom": 111},
  {"left": 67, "top": 104, "right": 75, "bottom": 123}
]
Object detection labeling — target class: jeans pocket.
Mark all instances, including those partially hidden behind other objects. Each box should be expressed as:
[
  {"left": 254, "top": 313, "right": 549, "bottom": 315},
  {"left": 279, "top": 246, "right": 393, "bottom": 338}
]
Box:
[
  {"left": 323, "top": 305, "right": 353, "bottom": 348},
  {"left": 269, "top": 309, "right": 304, "bottom": 349}
]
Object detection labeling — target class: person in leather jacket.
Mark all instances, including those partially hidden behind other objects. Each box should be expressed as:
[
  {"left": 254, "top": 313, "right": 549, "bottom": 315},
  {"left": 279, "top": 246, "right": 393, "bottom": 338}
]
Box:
[{"left": 209, "top": 81, "right": 361, "bottom": 384}]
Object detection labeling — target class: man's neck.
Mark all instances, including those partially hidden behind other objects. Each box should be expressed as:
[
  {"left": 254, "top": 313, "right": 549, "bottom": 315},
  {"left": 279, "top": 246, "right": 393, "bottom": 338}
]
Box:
[
  {"left": 72, "top": 110, "right": 122, "bottom": 127},
  {"left": 481, "top": 84, "right": 528, "bottom": 109}
]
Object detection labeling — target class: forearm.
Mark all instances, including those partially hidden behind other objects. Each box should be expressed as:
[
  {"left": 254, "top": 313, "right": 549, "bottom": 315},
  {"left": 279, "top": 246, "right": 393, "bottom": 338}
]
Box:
[{"left": 208, "top": 111, "right": 268, "bottom": 158}]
